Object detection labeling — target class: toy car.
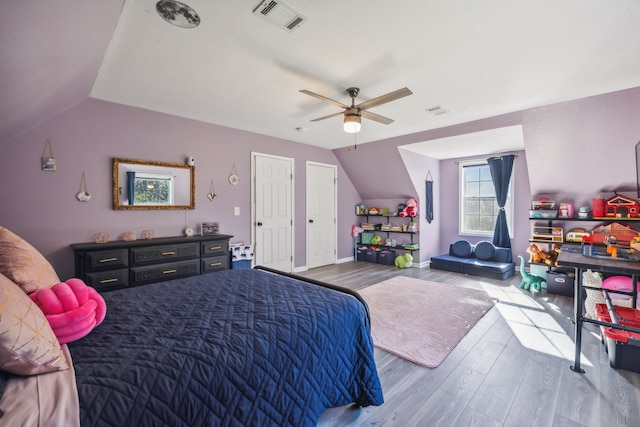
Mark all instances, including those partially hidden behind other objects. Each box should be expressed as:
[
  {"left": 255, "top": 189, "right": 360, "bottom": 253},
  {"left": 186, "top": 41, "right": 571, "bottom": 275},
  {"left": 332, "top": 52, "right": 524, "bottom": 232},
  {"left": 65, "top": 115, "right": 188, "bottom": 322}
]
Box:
[{"left": 566, "top": 228, "right": 590, "bottom": 243}]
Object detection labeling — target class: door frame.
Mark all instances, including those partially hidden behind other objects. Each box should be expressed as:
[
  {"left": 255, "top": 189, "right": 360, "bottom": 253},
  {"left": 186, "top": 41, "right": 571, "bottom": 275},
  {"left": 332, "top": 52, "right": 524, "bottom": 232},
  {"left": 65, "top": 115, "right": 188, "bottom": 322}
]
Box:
[
  {"left": 251, "top": 152, "right": 294, "bottom": 272},
  {"left": 306, "top": 161, "right": 337, "bottom": 269}
]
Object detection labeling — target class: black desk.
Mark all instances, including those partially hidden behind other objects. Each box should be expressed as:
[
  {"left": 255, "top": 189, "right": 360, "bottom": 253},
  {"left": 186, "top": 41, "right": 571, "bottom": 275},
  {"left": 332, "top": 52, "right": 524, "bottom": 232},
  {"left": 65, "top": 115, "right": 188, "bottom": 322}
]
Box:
[{"left": 557, "top": 249, "right": 640, "bottom": 373}]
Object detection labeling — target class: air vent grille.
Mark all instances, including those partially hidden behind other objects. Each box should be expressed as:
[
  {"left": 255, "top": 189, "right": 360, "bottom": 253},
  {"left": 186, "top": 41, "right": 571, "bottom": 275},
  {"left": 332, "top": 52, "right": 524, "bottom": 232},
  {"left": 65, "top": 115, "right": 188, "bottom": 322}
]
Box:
[{"left": 253, "top": 1, "right": 306, "bottom": 32}]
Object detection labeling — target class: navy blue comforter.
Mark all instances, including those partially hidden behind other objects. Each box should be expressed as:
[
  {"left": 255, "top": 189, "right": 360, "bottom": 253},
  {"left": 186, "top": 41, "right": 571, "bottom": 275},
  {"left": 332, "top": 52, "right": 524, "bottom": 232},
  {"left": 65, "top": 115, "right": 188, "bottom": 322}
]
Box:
[{"left": 68, "top": 269, "right": 383, "bottom": 426}]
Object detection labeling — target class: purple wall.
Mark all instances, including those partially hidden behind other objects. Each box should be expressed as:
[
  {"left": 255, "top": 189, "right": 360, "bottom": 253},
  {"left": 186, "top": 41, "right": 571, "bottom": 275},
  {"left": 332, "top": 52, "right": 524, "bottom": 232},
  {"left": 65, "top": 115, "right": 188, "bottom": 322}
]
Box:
[
  {"left": 0, "top": 99, "right": 360, "bottom": 278},
  {"left": 335, "top": 87, "right": 639, "bottom": 264},
  {"left": 2, "top": 88, "right": 639, "bottom": 279}
]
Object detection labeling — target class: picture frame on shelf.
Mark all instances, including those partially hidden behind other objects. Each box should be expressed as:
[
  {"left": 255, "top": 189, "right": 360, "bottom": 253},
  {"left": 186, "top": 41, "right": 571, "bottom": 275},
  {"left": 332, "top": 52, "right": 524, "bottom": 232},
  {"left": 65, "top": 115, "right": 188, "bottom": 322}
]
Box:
[{"left": 201, "top": 222, "right": 219, "bottom": 235}]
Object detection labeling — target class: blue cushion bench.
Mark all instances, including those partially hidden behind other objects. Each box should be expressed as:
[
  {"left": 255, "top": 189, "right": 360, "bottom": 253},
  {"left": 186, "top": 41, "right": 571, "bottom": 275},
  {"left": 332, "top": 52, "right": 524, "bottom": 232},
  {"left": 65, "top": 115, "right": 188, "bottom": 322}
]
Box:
[{"left": 430, "top": 240, "right": 515, "bottom": 280}]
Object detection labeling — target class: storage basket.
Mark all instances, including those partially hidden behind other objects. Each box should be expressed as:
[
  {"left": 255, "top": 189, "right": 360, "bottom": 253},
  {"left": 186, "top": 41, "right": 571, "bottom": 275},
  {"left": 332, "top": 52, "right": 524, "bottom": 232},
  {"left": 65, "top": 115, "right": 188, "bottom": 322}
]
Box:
[{"left": 377, "top": 250, "right": 396, "bottom": 266}]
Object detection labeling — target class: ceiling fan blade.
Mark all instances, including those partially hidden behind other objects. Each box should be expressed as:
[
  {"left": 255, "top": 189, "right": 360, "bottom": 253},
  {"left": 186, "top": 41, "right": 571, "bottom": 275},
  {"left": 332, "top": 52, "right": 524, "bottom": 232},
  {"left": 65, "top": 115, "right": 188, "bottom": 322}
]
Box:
[
  {"left": 299, "top": 90, "right": 349, "bottom": 109},
  {"left": 361, "top": 110, "right": 394, "bottom": 125},
  {"left": 310, "top": 111, "right": 345, "bottom": 122},
  {"left": 357, "top": 87, "right": 413, "bottom": 111}
]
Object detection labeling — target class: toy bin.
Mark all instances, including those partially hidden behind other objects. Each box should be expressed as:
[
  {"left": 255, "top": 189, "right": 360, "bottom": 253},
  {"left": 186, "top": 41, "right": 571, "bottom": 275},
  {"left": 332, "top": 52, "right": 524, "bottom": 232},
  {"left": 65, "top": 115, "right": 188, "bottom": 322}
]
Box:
[
  {"left": 546, "top": 271, "right": 575, "bottom": 296},
  {"left": 356, "top": 246, "right": 368, "bottom": 261},
  {"left": 364, "top": 249, "right": 378, "bottom": 263},
  {"left": 595, "top": 304, "right": 640, "bottom": 372},
  {"left": 377, "top": 250, "right": 396, "bottom": 266}
]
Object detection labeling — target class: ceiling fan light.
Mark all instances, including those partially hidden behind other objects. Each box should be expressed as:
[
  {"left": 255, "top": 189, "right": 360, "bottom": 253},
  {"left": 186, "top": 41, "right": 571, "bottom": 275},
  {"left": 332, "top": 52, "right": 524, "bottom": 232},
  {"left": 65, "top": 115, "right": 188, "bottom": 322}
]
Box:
[{"left": 344, "top": 114, "right": 361, "bottom": 133}]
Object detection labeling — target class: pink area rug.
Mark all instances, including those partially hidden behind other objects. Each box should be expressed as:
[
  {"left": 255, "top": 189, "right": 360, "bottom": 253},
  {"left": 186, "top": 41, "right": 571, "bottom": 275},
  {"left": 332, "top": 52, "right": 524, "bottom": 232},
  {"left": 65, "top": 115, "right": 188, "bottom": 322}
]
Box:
[{"left": 359, "top": 276, "right": 496, "bottom": 368}]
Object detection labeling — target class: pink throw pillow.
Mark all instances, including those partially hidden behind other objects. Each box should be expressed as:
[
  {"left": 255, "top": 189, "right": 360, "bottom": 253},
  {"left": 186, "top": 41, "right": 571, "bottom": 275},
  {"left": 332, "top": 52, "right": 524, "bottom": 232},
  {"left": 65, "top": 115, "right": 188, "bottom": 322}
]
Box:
[{"left": 30, "top": 278, "right": 107, "bottom": 344}]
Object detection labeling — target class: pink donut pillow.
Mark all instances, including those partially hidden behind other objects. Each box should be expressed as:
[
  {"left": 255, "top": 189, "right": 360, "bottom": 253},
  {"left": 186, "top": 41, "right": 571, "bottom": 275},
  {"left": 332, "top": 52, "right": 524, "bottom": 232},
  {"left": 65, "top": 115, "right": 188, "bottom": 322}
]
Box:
[{"left": 30, "top": 278, "right": 106, "bottom": 344}]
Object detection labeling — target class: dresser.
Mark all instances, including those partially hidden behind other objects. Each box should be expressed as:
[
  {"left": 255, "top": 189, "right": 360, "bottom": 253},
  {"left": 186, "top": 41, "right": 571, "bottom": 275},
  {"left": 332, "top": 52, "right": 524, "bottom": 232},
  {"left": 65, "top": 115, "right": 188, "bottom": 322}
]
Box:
[{"left": 70, "top": 234, "right": 232, "bottom": 292}]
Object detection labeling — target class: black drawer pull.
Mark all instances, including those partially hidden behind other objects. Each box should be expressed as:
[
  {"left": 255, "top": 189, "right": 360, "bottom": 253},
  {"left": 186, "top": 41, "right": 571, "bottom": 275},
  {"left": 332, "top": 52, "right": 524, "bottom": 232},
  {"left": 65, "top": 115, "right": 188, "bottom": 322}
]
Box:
[
  {"left": 163, "top": 269, "right": 177, "bottom": 274},
  {"left": 99, "top": 257, "right": 118, "bottom": 263},
  {"left": 161, "top": 251, "right": 176, "bottom": 256},
  {"left": 99, "top": 278, "right": 118, "bottom": 284},
  {"left": 209, "top": 246, "right": 222, "bottom": 251},
  {"left": 209, "top": 262, "right": 222, "bottom": 267}
]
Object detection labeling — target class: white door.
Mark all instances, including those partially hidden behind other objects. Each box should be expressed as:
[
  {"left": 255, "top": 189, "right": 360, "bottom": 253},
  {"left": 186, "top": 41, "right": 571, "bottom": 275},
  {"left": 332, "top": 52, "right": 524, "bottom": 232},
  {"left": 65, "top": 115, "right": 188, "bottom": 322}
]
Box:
[
  {"left": 307, "top": 162, "right": 337, "bottom": 269},
  {"left": 252, "top": 153, "right": 293, "bottom": 272}
]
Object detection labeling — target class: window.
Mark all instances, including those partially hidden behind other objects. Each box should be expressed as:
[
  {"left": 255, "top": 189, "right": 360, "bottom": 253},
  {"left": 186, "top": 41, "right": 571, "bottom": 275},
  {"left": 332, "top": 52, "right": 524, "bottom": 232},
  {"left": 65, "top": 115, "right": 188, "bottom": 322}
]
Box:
[
  {"left": 459, "top": 160, "right": 513, "bottom": 236},
  {"left": 133, "top": 173, "right": 174, "bottom": 205}
]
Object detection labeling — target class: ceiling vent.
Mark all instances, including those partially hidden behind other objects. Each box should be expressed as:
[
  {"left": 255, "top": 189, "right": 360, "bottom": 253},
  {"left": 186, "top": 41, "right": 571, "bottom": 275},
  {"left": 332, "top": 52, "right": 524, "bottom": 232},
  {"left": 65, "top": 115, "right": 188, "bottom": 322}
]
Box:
[
  {"left": 426, "top": 105, "right": 450, "bottom": 116},
  {"left": 253, "top": 1, "right": 306, "bottom": 32}
]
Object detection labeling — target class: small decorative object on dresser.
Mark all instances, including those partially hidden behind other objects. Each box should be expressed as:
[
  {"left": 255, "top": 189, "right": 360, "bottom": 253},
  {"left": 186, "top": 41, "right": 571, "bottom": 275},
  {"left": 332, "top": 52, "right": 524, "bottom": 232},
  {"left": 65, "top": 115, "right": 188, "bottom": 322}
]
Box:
[
  {"left": 201, "top": 222, "right": 218, "bottom": 235},
  {"left": 141, "top": 230, "right": 154, "bottom": 239},
  {"left": 93, "top": 232, "right": 109, "bottom": 244},
  {"left": 122, "top": 231, "right": 136, "bottom": 241}
]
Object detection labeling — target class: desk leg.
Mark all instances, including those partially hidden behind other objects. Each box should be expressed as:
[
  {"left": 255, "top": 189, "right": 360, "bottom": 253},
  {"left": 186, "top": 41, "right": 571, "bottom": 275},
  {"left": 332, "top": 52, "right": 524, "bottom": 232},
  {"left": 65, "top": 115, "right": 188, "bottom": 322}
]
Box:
[{"left": 571, "top": 266, "right": 585, "bottom": 373}]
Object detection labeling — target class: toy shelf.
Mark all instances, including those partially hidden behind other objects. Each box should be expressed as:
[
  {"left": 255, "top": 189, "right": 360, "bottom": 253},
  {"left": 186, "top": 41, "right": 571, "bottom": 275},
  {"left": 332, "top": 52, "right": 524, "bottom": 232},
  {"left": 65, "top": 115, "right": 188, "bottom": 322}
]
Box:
[{"left": 356, "top": 214, "right": 419, "bottom": 255}]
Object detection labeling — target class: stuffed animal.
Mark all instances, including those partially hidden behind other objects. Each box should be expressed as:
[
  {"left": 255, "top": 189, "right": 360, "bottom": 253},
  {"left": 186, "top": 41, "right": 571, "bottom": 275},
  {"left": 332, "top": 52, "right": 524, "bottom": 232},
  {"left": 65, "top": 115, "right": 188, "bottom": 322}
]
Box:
[
  {"left": 544, "top": 244, "right": 561, "bottom": 267},
  {"left": 517, "top": 255, "right": 545, "bottom": 291},
  {"left": 30, "top": 278, "right": 106, "bottom": 344},
  {"left": 526, "top": 243, "right": 544, "bottom": 264},
  {"left": 399, "top": 198, "right": 418, "bottom": 217},
  {"left": 394, "top": 253, "right": 413, "bottom": 268}
]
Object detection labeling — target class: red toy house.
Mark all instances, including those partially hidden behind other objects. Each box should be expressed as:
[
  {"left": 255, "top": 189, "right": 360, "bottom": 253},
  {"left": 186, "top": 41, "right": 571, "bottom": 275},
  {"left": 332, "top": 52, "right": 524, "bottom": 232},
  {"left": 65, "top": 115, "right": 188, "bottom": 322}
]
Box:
[
  {"left": 588, "top": 222, "right": 640, "bottom": 245},
  {"left": 605, "top": 195, "right": 639, "bottom": 218}
]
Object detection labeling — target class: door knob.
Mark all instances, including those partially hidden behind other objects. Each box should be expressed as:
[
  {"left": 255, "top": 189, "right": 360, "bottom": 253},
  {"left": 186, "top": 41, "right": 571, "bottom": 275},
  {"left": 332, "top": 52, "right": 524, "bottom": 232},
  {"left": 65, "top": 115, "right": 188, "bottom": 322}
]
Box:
[
  {"left": 257, "top": 222, "right": 263, "bottom": 226},
  {"left": 309, "top": 219, "right": 314, "bottom": 223}
]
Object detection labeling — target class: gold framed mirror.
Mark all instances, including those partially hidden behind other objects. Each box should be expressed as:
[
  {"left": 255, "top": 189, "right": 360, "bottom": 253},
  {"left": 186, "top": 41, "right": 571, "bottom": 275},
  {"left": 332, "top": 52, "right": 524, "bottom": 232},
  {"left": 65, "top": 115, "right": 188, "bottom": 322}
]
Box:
[{"left": 112, "top": 158, "right": 195, "bottom": 210}]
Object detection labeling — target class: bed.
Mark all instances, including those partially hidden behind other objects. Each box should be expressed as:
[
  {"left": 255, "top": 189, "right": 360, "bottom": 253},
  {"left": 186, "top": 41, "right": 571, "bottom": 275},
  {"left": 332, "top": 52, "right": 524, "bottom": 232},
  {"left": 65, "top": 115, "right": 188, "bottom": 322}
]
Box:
[{"left": 0, "top": 239, "right": 384, "bottom": 427}]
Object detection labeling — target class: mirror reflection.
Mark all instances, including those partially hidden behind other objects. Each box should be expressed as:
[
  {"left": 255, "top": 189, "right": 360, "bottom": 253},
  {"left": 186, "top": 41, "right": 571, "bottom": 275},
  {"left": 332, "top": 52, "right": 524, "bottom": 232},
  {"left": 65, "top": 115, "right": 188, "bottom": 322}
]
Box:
[{"left": 112, "top": 158, "right": 195, "bottom": 210}]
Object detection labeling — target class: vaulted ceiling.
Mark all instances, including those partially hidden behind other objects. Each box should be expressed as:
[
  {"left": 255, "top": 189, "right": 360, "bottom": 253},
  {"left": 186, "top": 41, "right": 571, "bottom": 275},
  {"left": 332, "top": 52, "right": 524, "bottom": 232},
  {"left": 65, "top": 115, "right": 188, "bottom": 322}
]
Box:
[{"left": 2, "top": 1, "right": 640, "bottom": 151}]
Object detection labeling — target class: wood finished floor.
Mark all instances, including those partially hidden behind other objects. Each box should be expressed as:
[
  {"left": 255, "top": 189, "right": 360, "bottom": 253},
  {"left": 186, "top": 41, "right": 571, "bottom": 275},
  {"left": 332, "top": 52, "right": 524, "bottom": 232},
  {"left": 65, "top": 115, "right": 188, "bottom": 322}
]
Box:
[{"left": 296, "top": 262, "right": 640, "bottom": 427}]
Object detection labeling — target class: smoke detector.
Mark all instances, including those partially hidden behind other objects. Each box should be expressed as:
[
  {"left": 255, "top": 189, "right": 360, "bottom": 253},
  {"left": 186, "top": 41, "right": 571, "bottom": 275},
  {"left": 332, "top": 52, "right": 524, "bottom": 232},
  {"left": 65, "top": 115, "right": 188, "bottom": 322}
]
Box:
[
  {"left": 426, "top": 105, "right": 449, "bottom": 116},
  {"left": 253, "top": 1, "right": 306, "bottom": 32}
]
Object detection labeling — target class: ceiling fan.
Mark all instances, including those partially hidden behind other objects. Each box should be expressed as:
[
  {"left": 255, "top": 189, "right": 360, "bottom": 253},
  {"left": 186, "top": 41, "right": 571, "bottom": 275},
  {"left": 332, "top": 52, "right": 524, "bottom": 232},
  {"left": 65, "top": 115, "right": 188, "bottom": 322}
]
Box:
[{"left": 299, "top": 87, "right": 413, "bottom": 133}]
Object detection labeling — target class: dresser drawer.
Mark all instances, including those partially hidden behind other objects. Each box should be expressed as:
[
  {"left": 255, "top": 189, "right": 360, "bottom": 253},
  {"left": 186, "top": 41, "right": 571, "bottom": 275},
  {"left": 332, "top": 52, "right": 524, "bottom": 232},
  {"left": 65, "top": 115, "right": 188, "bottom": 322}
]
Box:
[
  {"left": 131, "top": 243, "right": 199, "bottom": 266},
  {"left": 85, "top": 249, "right": 129, "bottom": 271},
  {"left": 131, "top": 259, "right": 200, "bottom": 285},
  {"left": 201, "top": 255, "right": 228, "bottom": 273},
  {"left": 85, "top": 268, "right": 129, "bottom": 291},
  {"left": 201, "top": 240, "right": 227, "bottom": 257}
]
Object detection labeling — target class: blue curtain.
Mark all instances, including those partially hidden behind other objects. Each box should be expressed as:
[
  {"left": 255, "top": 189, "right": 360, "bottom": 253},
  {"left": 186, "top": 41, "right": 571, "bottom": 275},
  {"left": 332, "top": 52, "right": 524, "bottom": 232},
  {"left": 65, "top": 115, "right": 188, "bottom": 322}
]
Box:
[
  {"left": 127, "top": 171, "right": 136, "bottom": 205},
  {"left": 487, "top": 155, "right": 515, "bottom": 248}
]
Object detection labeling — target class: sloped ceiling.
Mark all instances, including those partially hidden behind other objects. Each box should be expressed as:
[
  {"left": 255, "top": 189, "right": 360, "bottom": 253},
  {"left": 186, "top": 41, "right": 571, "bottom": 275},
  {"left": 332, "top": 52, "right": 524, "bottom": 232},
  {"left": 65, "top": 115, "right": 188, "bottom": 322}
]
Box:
[{"left": 2, "top": 1, "right": 640, "bottom": 152}]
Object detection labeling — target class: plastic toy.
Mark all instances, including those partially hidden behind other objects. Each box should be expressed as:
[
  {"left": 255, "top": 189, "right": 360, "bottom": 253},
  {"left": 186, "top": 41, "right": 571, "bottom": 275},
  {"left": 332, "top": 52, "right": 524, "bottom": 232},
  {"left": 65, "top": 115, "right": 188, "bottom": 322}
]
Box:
[
  {"left": 394, "top": 253, "right": 413, "bottom": 268},
  {"left": 370, "top": 235, "right": 382, "bottom": 245},
  {"left": 518, "top": 255, "right": 545, "bottom": 291}
]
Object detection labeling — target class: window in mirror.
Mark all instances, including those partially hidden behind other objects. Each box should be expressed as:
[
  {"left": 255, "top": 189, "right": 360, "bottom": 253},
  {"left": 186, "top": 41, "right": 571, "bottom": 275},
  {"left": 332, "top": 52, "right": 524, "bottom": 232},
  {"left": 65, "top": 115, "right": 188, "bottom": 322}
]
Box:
[
  {"left": 130, "top": 172, "right": 174, "bottom": 205},
  {"left": 113, "top": 158, "right": 195, "bottom": 210}
]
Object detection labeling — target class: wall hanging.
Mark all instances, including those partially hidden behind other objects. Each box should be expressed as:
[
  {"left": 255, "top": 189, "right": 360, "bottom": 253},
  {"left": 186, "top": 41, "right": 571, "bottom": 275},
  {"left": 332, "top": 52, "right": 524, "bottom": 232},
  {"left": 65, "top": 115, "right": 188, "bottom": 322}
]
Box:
[
  {"left": 228, "top": 164, "right": 239, "bottom": 185},
  {"left": 207, "top": 179, "right": 217, "bottom": 201},
  {"left": 41, "top": 139, "right": 56, "bottom": 171},
  {"left": 76, "top": 172, "right": 92, "bottom": 202},
  {"left": 425, "top": 171, "right": 434, "bottom": 223}
]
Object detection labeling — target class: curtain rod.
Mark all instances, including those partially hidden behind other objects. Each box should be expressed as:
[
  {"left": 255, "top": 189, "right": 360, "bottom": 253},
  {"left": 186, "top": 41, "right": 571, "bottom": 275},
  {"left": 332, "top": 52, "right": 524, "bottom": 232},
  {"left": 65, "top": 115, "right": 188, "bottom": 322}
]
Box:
[{"left": 454, "top": 154, "right": 518, "bottom": 164}]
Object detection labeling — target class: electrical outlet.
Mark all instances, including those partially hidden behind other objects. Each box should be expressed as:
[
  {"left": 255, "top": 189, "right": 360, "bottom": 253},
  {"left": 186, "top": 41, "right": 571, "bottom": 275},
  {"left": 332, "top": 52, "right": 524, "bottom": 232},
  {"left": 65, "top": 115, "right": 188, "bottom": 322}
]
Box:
[{"left": 234, "top": 207, "right": 240, "bottom": 216}]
